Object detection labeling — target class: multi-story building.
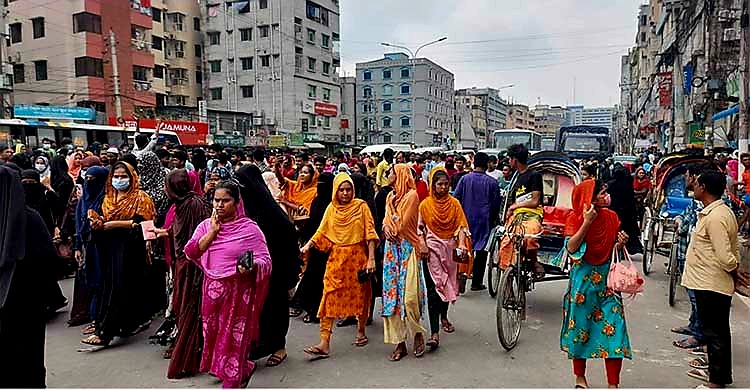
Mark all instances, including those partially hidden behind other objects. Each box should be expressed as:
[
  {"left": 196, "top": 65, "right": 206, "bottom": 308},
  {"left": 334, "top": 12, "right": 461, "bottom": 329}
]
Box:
[
  {"left": 532, "top": 104, "right": 564, "bottom": 136},
  {"left": 355, "top": 53, "right": 455, "bottom": 146},
  {"left": 6, "top": 0, "right": 157, "bottom": 122},
  {"left": 505, "top": 104, "right": 535, "bottom": 130},
  {"left": 339, "top": 76, "right": 356, "bottom": 145},
  {"left": 580, "top": 107, "right": 615, "bottom": 129},
  {"left": 453, "top": 99, "right": 477, "bottom": 149},
  {"left": 455, "top": 87, "right": 508, "bottom": 148},
  {"left": 203, "top": 0, "right": 342, "bottom": 143}
]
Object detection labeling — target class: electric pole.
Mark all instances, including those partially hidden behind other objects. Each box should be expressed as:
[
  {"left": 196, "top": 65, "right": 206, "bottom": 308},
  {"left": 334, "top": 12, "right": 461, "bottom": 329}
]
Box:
[
  {"left": 739, "top": 0, "right": 749, "bottom": 155},
  {"left": 109, "top": 30, "right": 123, "bottom": 119},
  {"left": 704, "top": 0, "right": 719, "bottom": 154},
  {"left": 0, "top": 2, "right": 10, "bottom": 119}
]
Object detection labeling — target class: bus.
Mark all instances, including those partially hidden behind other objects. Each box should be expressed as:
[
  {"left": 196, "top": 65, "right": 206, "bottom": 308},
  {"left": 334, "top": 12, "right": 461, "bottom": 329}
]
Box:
[
  {"left": 492, "top": 129, "right": 542, "bottom": 152},
  {"left": 0, "top": 118, "right": 181, "bottom": 150}
]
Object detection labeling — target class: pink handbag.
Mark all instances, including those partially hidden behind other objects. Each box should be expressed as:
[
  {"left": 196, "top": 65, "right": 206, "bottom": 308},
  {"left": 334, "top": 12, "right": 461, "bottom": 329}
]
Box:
[{"left": 607, "top": 247, "right": 644, "bottom": 296}]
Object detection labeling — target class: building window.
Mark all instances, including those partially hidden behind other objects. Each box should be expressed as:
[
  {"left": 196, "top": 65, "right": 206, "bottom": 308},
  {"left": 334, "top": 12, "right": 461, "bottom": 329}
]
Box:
[
  {"left": 12, "top": 64, "right": 24, "bottom": 84},
  {"left": 383, "top": 101, "right": 392, "bottom": 112},
  {"left": 307, "top": 57, "right": 316, "bottom": 72},
  {"left": 321, "top": 34, "right": 330, "bottom": 48},
  {"left": 151, "top": 36, "right": 163, "bottom": 51},
  {"left": 32, "top": 17, "right": 45, "bottom": 39},
  {"left": 307, "top": 84, "right": 317, "bottom": 98},
  {"left": 259, "top": 0, "right": 268, "bottom": 9},
  {"left": 322, "top": 61, "right": 330, "bottom": 75},
  {"left": 306, "top": 1, "right": 329, "bottom": 26},
  {"left": 73, "top": 13, "right": 101, "bottom": 34},
  {"left": 240, "top": 28, "right": 252, "bottom": 41},
  {"left": 208, "top": 32, "right": 220, "bottom": 45},
  {"left": 401, "top": 67, "right": 410, "bottom": 78},
  {"left": 260, "top": 55, "right": 270, "bottom": 67},
  {"left": 154, "top": 65, "right": 164, "bottom": 79},
  {"left": 259, "top": 25, "right": 270, "bottom": 38},
  {"left": 363, "top": 70, "right": 371, "bottom": 81},
  {"left": 133, "top": 65, "right": 149, "bottom": 82},
  {"left": 241, "top": 85, "right": 254, "bottom": 98},
  {"left": 194, "top": 44, "right": 201, "bottom": 57},
  {"left": 383, "top": 133, "right": 392, "bottom": 143},
  {"left": 74, "top": 56, "right": 103, "bottom": 77},
  {"left": 401, "top": 116, "right": 411, "bottom": 128},
  {"left": 195, "top": 70, "right": 202, "bottom": 84},
  {"left": 307, "top": 28, "right": 316, "bottom": 44},
  {"left": 363, "top": 87, "right": 372, "bottom": 98},
  {"left": 322, "top": 87, "right": 331, "bottom": 101},
  {"left": 383, "top": 69, "right": 392, "bottom": 79},
  {"left": 240, "top": 57, "right": 254, "bottom": 70},
  {"left": 362, "top": 103, "right": 372, "bottom": 113},
  {"left": 9, "top": 23, "right": 21, "bottom": 43},
  {"left": 209, "top": 60, "right": 221, "bottom": 73},
  {"left": 322, "top": 116, "right": 331, "bottom": 128},
  {"left": 362, "top": 118, "right": 370, "bottom": 129},
  {"left": 400, "top": 100, "right": 411, "bottom": 111},
  {"left": 152, "top": 8, "right": 162, "bottom": 22},
  {"left": 34, "top": 60, "right": 47, "bottom": 80},
  {"left": 210, "top": 88, "right": 222, "bottom": 100},
  {"left": 383, "top": 117, "right": 392, "bottom": 128},
  {"left": 400, "top": 84, "right": 410, "bottom": 95},
  {"left": 383, "top": 84, "right": 393, "bottom": 95},
  {"left": 193, "top": 17, "right": 200, "bottom": 31}
]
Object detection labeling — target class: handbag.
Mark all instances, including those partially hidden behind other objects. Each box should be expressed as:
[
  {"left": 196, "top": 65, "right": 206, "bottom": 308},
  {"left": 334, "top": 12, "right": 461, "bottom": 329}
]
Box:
[
  {"left": 54, "top": 237, "right": 73, "bottom": 259},
  {"left": 607, "top": 247, "right": 644, "bottom": 296},
  {"left": 453, "top": 247, "right": 470, "bottom": 264}
]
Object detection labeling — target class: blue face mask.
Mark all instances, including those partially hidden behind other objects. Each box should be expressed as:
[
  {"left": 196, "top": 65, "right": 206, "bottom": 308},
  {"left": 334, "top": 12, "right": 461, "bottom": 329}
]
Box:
[{"left": 111, "top": 178, "right": 130, "bottom": 191}]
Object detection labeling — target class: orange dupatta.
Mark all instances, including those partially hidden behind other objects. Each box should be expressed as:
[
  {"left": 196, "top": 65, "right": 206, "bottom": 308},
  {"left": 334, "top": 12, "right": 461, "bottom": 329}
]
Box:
[
  {"left": 385, "top": 164, "right": 420, "bottom": 247},
  {"left": 315, "top": 173, "right": 378, "bottom": 246},
  {"left": 419, "top": 167, "right": 469, "bottom": 240},
  {"left": 284, "top": 168, "right": 319, "bottom": 212},
  {"left": 101, "top": 162, "right": 157, "bottom": 222},
  {"left": 564, "top": 180, "right": 620, "bottom": 265}
]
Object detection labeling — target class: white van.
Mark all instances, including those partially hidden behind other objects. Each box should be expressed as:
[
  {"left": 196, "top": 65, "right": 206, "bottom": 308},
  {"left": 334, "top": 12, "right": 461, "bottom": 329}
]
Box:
[{"left": 358, "top": 143, "right": 412, "bottom": 155}]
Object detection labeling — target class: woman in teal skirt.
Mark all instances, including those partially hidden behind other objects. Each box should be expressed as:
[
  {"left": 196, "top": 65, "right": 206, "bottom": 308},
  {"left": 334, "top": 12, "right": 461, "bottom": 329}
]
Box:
[{"left": 561, "top": 179, "right": 632, "bottom": 388}]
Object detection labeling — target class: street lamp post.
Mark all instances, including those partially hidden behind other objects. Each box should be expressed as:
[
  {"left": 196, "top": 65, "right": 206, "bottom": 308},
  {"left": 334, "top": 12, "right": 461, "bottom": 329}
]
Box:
[{"left": 381, "top": 37, "right": 447, "bottom": 145}]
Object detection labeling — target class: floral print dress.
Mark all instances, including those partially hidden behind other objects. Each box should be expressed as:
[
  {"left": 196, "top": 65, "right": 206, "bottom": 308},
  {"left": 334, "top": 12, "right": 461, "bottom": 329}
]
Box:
[{"left": 560, "top": 241, "right": 632, "bottom": 360}]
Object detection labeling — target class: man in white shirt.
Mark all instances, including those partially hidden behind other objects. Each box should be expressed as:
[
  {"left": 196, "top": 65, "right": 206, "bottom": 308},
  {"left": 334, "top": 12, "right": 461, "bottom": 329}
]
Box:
[
  {"left": 132, "top": 124, "right": 160, "bottom": 157},
  {"left": 486, "top": 155, "right": 502, "bottom": 181}
]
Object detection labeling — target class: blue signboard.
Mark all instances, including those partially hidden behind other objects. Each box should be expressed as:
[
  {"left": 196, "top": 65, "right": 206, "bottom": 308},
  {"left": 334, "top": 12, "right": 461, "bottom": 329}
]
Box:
[{"left": 14, "top": 105, "right": 96, "bottom": 121}]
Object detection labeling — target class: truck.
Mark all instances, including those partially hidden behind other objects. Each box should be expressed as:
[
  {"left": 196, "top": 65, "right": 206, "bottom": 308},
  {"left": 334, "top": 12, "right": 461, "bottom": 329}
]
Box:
[{"left": 555, "top": 125, "right": 612, "bottom": 160}]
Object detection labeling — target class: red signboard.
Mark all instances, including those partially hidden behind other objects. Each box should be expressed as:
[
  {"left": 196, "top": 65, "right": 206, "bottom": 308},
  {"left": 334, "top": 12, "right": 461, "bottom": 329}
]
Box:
[
  {"left": 658, "top": 72, "right": 673, "bottom": 108},
  {"left": 340, "top": 118, "right": 349, "bottom": 129},
  {"left": 314, "top": 102, "right": 338, "bottom": 117},
  {"left": 108, "top": 117, "right": 209, "bottom": 145}
]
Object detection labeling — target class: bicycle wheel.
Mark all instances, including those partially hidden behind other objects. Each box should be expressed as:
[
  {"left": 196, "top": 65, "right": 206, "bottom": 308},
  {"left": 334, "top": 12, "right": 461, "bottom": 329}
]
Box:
[
  {"left": 668, "top": 247, "right": 680, "bottom": 307},
  {"left": 642, "top": 226, "right": 655, "bottom": 276},
  {"left": 496, "top": 265, "right": 524, "bottom": 351},
  {"left": 487, "top": 235, "right": 501, "bottom": 298}
]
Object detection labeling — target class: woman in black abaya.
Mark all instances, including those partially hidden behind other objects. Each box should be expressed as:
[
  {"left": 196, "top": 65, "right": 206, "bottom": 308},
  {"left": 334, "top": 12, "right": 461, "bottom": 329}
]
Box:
[
  {"left": 236, "top": 164, "right": 301, "bottom": 368},
  {"left": 607, "top": 164, "right": 644, "bottom": 254}
]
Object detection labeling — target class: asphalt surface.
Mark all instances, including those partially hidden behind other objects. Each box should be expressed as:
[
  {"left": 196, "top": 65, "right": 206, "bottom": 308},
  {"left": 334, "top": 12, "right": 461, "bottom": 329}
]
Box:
[{"left": 45, "top": 258, "right": 750, "bottom": 388}]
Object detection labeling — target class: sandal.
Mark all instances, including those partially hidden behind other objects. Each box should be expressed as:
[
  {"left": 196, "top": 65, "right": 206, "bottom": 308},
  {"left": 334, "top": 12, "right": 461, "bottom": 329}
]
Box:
[
  {"left": 265, "top": 352, "right": 287, "bottom": 367},
  {"left": 82, "top": 323, "right": 97, "bottom": 336},
  {"left": 442, "top": 320, "right": 455, "bottom": 334},
  {"left": 689, "top": 357, "right": 709, "bottom": 370},
  {"left": 81, "top": 334, "right": 109, "bottom": 347},
  {"left": 303, "top": 345, "right": 330, "bottom": 361},
  {"left": 414, "top": 337, "right": 425, "bottom": 358},
  {"left": 353, "top": 336, "right": 369, "bottom": 347},
  {"left": 289, "top": 308, "right": 303, "bottom": 317},
  {"left": 686, "top": 368, "right": 709, "bottom": 382},
  {"left": 426, "top": 336, "right": 440, "bottom": 351},
  {"left": 390, "top": 348, "right": 408, "bottom": 362},
  {"left": 674, "top": 337, "right": 702, "bottom": 349},
  {"left": 671, "top": 325, "right": 693, "bottom": 336}
]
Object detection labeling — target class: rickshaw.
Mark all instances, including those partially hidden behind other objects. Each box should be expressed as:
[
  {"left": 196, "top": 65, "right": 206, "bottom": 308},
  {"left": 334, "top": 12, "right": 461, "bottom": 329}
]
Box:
[{"left": 486, "top": 151, "right": 582, "bottom": 350}]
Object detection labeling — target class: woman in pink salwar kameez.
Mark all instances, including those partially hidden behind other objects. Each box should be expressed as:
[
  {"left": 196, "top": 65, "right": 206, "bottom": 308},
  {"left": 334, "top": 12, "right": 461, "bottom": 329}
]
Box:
[{"left": 184, "top": 181, "right": 272, "bottom": 388}]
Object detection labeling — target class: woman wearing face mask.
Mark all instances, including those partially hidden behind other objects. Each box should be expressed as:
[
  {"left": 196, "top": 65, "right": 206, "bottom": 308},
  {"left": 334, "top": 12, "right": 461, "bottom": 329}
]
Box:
[
  {"left": 561, "top": 180, "right": 632, "bottom": 389},
  {"left": 81, "top": 162, "right": 156, "bottom": 347},
  {"left": 35, "top": 155, "right": 51, "bottom": 186}
]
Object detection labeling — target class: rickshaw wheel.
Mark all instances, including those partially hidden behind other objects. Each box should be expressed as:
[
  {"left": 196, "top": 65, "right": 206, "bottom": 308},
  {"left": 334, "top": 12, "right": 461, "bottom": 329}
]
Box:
[
  {"left": 487, "top": 234, "right": 501, "bottom": 298},
  {"left": 496, "top": 265, "right": 523, "bottom": 351}
]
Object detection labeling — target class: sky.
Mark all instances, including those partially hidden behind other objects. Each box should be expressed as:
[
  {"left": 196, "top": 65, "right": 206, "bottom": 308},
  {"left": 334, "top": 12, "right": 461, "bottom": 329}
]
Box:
[{"left": 339, "top": 0, "right": 645, "bottom": 108}]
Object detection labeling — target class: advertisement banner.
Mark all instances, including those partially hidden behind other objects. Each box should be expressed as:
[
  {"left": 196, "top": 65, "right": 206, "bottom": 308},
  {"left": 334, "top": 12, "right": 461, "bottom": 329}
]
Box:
[
  {"left": 658, "top": 72, "right": 673, "bottom": 107},
  {"left": 289, "top": 133, "right": 305, "bottom": 147},
  {"left": 314, "top": 102, "right": 338, "bottom": 117},
  {"left": 268, "top": 135, "right": 287, "bottom": 148},
  {"left": 213, "top": 135, "right": 246, "bottom": 147},
  {"left": 340, "top": 118, "right": 349, "bottom": 129},
  {"left": 15, "top": 105, "right": 95, "bottom": 121},
  {"left": 108, "top": 117, "right": 209, "bottom": 144},
  {"left": 688, "top": 123, "right": 705, "bottom": 146}
]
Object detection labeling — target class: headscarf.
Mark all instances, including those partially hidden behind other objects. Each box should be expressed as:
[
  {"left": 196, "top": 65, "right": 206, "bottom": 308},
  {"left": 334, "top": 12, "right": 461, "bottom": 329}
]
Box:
[
  {"left": 385, "top": 164, "right": 420, "bottom": 247},
  {"left": 75, "top": 166, "right": 109, "bottom": 242},
  {"left": 101, "top": 162, "right": 156, "bottom": 222},
  {"left": 632, "top": 167, "right": 652, "bottom": 192},
  {"left": 301, "top": 172, "right": 335, "bottom": 242},
  {"left": 0, "top": 166, "right": 26, "bottom": 308},
  {"left": 419, "top": 167, "right": 470, "bottom": 239},
  {"left": 351, "top": 172, "right": 377, "bottom": 222},
  {"left": 315, "top": 173, "right": 378, "bottom": 246},
  {"left": 210, "top": 166, "right": 232, "bottom": 181},
  {"left": 607, "top": 165, "right": 635, "bottom": 215},
  {"left": 336, "top": 163, "right": 351, "bottom": 176},
  {"left": 166, "top": 169, "right": 211, "bottom": 253},
  {"left": 81, "top": 155, "right": 102, "bottom": 169},
  {"left": 283, "top": 165, "right": 319, "bottom": 212},
  {"left": 137, "top": 151, "right": 169, "bottom": 218},
  {"left": 35, "top": 155, "right": 51, "bottom": 182},
  {"left": 50, "top": 155, "right": 71, "bottom": 192},
  {"left": 67, "top": 150, "right": 85, "bottom": 181},
  {"left": 564, "top": 180, "right": 620, "bottom": 266},
  {"left": 21, "top": 169, "right": 55, "bottom": 234}
]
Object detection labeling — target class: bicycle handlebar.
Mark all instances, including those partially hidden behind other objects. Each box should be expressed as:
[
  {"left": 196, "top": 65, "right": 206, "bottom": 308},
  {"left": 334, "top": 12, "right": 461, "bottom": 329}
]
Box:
[{"left": 496, "top": 225, "right": 542, "bottom": 240}]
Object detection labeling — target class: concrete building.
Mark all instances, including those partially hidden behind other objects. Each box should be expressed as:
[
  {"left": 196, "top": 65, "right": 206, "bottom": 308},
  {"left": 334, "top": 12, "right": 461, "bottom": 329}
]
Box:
[
  {"left": 453, "top": 99, "right": 477, "bottom": 149},
  {"left": 532, "top": 104, "right": 564, "bottom": 136},
  {"left": 505, "top": 104, "right": 535, "bottom": 130},
  {"left": 455, "top": 87, "right": 508, "bottom": 149},
  {"left": 580, "top": 107, "right": 615, "bottom": 129},
  {"left": 339, "top": 75, "right": 355, "bottom": 145},
  {"left": 355, "top": 52, "right": 455, "bottom": 147},
  {"left": 203, "top": 0, "right": 342, "bottom": 143},
  {"left": 6, "top": 0, "right": 158, "bottom": 122}
]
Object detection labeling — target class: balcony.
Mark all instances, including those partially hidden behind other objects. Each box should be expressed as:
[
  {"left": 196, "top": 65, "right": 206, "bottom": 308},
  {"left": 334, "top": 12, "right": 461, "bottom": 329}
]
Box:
[{"left": 133, "top": 80, "right": 153, "bottom": 92}]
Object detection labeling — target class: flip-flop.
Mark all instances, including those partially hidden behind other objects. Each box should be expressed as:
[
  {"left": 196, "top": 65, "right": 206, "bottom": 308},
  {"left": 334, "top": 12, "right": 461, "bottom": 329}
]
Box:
[
  {"left": 686, "top": 368, "right": 709, "bottom": 382},
  {"left": 414, "top": 341, "right": 425, "bottom": 358},
  {"left": 304, "top": 346, "right": 330, "bottom": 361},
  {"left": 671, "top": 326, "right": 693, "bottom": 336},
  {"left": 690, "top": 346, "right": 707, "bottom": 356},
  {"left": 689, "top": 357, "right": 709, "bottom": 370},
  {"left": 265, "top": 353, "right": 287, "bottom": 367},
  {"left": 673, "top": 337, "right": 702, "bottom": 349},
  {"left": 81, "top": 324, "right": 97, "bottom": 336},
  {"left": 426, "top": 338, "right": 439, "bottom": 351},
  {"left": 390, "top": 349, "right": 408, "bottom": 362},
  {"left": 442, "top": 321, "right": 455, "bottom": 334},
  {"left": 353, "top": 336, "right": 369, "bottom": 347},
  {"left": 80, "top": 334, "right": 110, "bottom": 347}
]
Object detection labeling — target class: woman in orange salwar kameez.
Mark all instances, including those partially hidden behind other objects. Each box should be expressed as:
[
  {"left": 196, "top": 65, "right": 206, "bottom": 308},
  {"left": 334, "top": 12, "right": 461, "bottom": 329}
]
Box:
[
  {"left": 300, "top": 173, "right": 379, "bottom": 360},
  {"left": 276, "top": 163, "right": 318, "bottom": 216}
]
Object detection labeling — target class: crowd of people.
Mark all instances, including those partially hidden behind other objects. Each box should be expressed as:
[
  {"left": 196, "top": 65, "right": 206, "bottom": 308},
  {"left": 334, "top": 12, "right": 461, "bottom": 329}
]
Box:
[{"left": 0, "top": 135, "right": 748, "bottom": 388}]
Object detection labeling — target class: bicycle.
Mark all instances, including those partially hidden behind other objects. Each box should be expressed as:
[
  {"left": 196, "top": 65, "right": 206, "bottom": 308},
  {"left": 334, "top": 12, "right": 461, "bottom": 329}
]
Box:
[{"left": 495, "top": 217, "right": 542, "bottom": 351}]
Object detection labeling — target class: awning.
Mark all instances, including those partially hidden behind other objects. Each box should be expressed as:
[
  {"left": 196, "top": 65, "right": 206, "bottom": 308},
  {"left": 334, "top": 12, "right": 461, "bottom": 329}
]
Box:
[{"left": 304, "top": 142, "right": 325, "bottom": 149}]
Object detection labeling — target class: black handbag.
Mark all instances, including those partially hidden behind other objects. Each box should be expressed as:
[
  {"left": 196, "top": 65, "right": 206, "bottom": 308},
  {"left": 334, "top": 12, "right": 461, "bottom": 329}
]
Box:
[{"left": 237, "top": 251, "right": 255, "bottom": 271}]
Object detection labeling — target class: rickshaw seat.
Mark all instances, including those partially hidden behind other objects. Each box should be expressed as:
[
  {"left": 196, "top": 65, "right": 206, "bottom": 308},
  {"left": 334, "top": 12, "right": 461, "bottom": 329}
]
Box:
[
  {"left": 543, "top": 206, "right": 572, "bottom": 226},
  {"left": 661, "top": 196, "right": 692, "bottom": 218}
]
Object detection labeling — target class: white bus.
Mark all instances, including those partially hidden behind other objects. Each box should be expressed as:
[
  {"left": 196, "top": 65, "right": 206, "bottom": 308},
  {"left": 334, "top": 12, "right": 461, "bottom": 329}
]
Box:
[{"left": 492, "top": 129, "right": 542, "bottom": 153}]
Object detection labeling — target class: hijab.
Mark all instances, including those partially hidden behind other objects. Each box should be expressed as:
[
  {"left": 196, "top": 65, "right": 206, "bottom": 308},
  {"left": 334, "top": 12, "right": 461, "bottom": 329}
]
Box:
[
  {"left": 67, "top": 150, "right": 85, "bottom": 181},
  {"left": 385, "top": 164, "right": 420, "bottom": 247},
  {"left": 419, "top": 167, "right": 469, "bottom": 239},
  {"left": 315, "top": 173, "right": 378, "bottom": 246},
  {"left": 166, "top": 169, "right": 212, "bottom": 253},
  {"left": 50, "top": 155, "right": 72, "bottom": 192},
  {"left": 137, "top": 151, "right": 169, "bottom": 218},
  {"left": 0, "top": 166, "right": 26, "bottom": 308},
  {"left": 351, "top": 171, "right": 377, "bottom": 222},
  {"left": 564, "top": 180, "right": 620, "bottom": 265},
  {"left": 81, "top": 155, "right": 101, "bottom": 169},
  {"left": 336, "top": 163, "right": 351, "bottom": 176},
  {"left": 75, "top": 166, "right": 109, "bottom": 242},
  {"left": 389, "top": 163, "right": 416, "bottom": 206},
  {"left": 35, "top": 155, "right": 51, "bottom": 182},
  {"left": 101, "top": 162, "right": 156, "bottom": 222}
]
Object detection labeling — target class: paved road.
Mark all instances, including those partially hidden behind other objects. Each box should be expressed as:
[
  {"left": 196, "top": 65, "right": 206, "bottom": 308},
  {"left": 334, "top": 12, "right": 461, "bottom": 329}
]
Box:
[{"left": 45, "top": 260, "right": 750, "bottom": 388}]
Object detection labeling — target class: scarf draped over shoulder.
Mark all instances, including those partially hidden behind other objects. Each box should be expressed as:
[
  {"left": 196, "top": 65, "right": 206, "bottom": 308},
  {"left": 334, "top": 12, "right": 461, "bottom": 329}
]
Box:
[
  {"left": 564, "top": 180, "right": 620, "bottom": 265},
  {"left": 101, "top": 162, "right": 156, "bottom": 222},
  {"left": 419, "top": 166, "right": 470, "bottom": 240},
  {"left": 385, "top": 164, "right": 420, "bottom": 247},
  {"left": 314, "top": 173, "right": 378, "bottom": 246}
]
